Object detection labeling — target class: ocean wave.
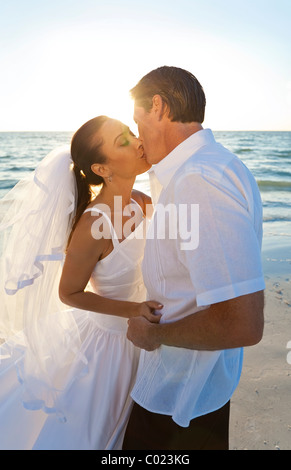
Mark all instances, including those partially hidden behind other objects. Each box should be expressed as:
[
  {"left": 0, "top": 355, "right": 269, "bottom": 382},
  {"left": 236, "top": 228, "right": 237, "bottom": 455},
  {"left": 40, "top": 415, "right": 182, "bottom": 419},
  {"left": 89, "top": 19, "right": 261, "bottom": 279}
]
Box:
[
  {"left": 2, "top": 166, "right": 34, "bottom": 173},
  {"left": 258, "top": 180, "right": 291, "bottom": 191},
  {"left": 0, "top": 179, "right": 18, "bottom": 190},
  {"left": 272, "top": 150, "right": 291, "bottom": 159},
  {"left": 0, "top": 155, "right": 11, "bottom": 159},
  {"left": 234, "top": 148, "right": 253, "bottom": 154},
  {"left": 263, "top": 215, "right": 291, "bottom": 223}
]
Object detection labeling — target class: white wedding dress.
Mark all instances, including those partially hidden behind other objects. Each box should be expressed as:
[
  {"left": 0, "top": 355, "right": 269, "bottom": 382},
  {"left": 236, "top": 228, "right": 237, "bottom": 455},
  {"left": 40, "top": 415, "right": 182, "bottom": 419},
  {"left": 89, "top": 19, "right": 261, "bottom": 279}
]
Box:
[{"left": 0, "top": 202, "right": 147, "bottom": 450}]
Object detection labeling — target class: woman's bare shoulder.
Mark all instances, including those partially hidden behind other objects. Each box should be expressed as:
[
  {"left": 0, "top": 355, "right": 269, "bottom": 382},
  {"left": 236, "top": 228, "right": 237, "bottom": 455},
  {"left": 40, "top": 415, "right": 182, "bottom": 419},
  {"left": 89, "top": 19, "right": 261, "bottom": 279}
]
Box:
[
  {"left": 131, "top": 189, "right": 152, "bottom": 214},
  {"left": 68, "top": 209, "right": 111, "bottom": 256}
]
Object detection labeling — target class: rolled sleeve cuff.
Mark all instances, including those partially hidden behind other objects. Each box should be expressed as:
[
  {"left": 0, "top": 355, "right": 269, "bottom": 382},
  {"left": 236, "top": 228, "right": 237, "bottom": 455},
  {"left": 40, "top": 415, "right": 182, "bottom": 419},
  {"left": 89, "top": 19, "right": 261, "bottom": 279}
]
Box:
[{"left": 196, "top": 277, "right": 266, "bottom": 307}]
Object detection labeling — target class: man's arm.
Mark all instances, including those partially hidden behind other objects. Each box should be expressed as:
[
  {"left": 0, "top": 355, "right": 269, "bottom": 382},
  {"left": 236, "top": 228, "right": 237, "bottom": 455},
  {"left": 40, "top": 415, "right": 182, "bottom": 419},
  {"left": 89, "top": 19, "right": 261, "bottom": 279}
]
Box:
[{"left": 127, "top": 290, "right": 264, "bottom": 351}]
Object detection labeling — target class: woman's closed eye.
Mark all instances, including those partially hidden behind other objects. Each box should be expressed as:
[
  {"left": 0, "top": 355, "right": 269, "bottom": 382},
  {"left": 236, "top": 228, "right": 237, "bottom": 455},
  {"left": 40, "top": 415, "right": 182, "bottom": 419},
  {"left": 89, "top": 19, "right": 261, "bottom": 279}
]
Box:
[
  {"left": 120, "top": 137, "right": 130, "bottom": 147},
  {"left": 120, "top": 129, "right": 136, "bottom": 147}
]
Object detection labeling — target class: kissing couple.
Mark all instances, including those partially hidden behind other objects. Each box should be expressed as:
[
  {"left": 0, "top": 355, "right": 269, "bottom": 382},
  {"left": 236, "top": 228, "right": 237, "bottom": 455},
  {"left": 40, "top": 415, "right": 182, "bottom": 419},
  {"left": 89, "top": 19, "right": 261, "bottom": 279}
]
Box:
[{"left": 0, "top": 66, "right": 265, "bottom": 450}]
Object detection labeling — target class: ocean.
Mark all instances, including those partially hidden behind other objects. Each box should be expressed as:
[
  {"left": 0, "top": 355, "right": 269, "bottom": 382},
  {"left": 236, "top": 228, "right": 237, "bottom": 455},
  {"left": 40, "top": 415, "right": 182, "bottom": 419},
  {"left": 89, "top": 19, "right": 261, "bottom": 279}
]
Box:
[{"left": 0, "top": 130, "right": 290, "bottom": 277}]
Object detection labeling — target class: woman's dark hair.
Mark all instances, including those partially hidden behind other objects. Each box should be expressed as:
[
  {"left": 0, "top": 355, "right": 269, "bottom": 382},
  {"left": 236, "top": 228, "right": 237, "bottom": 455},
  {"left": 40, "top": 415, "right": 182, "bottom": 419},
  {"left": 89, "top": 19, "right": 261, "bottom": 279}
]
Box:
[
  {"left": 68, "top": 115, "right": 109, "bottom": 245},
  {"left": 130, "top": 66, "right": 206, "bottom": 123}
]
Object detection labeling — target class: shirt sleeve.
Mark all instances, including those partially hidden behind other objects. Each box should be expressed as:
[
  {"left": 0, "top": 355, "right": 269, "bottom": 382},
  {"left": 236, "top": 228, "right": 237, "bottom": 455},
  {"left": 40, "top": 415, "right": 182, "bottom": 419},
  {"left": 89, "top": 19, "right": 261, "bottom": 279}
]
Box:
[{"left": 174, "top": 170, "right": 265, "bottom": 307}]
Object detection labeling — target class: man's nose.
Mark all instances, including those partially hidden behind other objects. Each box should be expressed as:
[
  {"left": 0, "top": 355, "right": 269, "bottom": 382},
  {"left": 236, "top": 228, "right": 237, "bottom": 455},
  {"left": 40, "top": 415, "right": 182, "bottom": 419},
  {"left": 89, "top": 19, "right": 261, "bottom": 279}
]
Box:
[{"left": 136, "top": 137, "right": 143, "bottom": 147}]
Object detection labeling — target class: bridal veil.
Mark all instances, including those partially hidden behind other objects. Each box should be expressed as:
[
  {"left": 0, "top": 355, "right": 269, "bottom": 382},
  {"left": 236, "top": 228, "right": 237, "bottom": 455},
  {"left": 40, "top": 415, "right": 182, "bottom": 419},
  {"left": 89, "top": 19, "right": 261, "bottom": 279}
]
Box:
[{"left": 0, "top": 146, "right": 86, "bottom": 420}]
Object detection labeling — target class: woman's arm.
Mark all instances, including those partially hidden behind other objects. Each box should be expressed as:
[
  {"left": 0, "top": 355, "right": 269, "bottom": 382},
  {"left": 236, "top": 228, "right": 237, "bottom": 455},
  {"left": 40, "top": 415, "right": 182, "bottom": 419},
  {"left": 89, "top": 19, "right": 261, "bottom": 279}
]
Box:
[{"left": 59, "top": 212, "right": 162, "bottom": 320}]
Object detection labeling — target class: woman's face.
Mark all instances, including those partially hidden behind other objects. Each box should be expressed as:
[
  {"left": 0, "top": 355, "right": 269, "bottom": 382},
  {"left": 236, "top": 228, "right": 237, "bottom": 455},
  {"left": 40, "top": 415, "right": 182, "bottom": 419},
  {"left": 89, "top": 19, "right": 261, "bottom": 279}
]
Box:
[{"left": 95, "top": 118, "right": 151, "bottom": 180}]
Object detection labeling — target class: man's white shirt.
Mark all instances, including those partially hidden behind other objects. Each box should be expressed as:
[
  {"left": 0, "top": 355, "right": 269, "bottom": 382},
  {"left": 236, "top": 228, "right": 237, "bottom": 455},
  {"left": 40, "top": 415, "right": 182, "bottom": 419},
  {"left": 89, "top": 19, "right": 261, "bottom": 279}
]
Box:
[{"left": 130, "top": 128, "right": 265, "bottom": 427}]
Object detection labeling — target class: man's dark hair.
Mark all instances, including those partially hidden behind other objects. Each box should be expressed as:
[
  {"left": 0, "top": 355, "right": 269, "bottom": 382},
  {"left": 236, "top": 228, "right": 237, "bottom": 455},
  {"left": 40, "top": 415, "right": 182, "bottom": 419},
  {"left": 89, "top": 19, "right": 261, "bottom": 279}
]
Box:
[{"left": 130, "top": 66, "right": 206, "bottom": 123}]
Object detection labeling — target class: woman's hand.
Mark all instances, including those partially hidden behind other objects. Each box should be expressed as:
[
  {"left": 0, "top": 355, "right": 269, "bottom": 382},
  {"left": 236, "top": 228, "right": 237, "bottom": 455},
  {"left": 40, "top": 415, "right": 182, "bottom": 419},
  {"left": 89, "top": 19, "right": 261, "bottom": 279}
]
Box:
[{"left": 136, "top": 300, "right": 163, "bottom": 323}]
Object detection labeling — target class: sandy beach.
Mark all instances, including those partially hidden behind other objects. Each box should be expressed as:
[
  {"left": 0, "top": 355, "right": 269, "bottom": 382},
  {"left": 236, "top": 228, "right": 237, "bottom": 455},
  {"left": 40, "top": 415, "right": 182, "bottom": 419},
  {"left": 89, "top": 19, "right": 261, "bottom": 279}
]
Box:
[{"left": 229, "top": 237, "right": 291, "bottom": 451}]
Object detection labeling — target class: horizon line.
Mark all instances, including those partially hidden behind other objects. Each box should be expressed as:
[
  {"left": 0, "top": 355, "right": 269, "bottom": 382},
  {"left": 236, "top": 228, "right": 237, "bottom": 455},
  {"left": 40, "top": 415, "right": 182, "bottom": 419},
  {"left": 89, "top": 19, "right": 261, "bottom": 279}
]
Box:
[{"left": 0, "top": 129, "right": 290, "bottom": 133}]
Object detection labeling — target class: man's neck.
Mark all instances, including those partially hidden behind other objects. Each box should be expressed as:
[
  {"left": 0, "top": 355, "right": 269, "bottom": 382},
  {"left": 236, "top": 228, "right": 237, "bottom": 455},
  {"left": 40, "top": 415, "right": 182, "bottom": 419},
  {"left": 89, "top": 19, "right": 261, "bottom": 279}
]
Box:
[{"left": 157, "top": 122, "right": 204, "bottom": 164}]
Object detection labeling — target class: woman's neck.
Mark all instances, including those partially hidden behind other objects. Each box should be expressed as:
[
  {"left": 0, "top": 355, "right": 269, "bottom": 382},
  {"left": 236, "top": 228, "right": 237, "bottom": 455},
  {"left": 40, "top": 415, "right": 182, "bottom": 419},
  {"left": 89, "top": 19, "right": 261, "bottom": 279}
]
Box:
[{"left": 94, "top": 178, "right": 135, "bottom": 211}]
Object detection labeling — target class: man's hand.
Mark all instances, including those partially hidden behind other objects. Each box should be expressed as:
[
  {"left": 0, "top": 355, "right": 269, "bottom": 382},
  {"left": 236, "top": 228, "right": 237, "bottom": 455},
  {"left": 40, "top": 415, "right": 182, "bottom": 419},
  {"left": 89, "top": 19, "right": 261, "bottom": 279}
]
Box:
[{"left": 127, "top": 316, "right": 161, "bottom": 351}]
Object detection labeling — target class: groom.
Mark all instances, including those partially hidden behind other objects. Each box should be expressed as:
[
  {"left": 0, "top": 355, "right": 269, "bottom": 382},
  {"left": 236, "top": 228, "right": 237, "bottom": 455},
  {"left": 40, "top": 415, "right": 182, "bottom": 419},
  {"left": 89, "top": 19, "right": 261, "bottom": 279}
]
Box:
[{"left": 123, "top": 66, "right": 265, "bottom": 450}]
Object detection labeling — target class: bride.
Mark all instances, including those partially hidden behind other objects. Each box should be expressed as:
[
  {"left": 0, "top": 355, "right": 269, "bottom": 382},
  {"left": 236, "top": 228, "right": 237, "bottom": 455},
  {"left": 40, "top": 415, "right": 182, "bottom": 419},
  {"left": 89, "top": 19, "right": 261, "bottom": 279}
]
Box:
[{"left": 0, "top": 116, "right": 162, "bottom": 450}]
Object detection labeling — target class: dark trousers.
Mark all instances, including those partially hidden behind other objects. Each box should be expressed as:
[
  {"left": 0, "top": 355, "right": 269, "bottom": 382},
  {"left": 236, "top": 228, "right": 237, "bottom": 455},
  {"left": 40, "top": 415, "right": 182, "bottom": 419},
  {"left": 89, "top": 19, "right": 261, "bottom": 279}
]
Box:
[{"left": 122, "top": 401, "right": 230, "bottom": 450}]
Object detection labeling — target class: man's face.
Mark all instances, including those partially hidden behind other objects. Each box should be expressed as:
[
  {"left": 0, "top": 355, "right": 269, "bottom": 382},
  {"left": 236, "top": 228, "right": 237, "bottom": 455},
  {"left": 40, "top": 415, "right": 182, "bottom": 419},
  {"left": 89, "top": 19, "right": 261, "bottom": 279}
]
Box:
[{"left": 133, "top": 103, "right": 165, "bottom": 165}]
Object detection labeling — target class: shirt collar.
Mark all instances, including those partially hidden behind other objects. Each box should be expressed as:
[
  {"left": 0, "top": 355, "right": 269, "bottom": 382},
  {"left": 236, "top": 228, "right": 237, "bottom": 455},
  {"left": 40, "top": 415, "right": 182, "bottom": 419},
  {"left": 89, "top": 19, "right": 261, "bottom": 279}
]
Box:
[{"left": 148, "top": 128, "right": 215, "bottom": 190}]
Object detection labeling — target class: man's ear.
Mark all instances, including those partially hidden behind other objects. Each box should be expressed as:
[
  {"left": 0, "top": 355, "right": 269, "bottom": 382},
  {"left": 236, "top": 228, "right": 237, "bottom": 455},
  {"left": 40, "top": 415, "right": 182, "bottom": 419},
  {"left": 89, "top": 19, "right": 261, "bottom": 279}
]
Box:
[{"left": 152, "top": 94, "right": 168, "bottom": 121}]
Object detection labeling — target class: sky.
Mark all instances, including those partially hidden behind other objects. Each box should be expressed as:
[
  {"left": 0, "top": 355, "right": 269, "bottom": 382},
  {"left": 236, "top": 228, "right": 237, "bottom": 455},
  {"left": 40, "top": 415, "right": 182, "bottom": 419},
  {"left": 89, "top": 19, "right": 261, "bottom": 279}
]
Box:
[{"left": 0, "top": 0, "right": 290, "bottom": 132}]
